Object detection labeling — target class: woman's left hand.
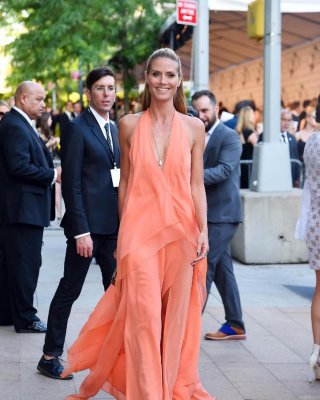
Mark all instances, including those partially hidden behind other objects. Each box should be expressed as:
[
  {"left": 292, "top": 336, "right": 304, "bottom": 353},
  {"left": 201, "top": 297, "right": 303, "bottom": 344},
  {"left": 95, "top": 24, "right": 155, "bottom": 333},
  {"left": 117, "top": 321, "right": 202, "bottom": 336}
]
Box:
[{"left": 192, "top": 230, "right": 209, "bottom": 266}]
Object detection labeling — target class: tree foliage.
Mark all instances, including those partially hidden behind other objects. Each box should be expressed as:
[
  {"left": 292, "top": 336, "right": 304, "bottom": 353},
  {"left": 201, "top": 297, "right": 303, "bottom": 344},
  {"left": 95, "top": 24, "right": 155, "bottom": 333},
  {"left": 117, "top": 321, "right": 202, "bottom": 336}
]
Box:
[{"left": 0, "top": 0, "right": 174, "bottom": 106}]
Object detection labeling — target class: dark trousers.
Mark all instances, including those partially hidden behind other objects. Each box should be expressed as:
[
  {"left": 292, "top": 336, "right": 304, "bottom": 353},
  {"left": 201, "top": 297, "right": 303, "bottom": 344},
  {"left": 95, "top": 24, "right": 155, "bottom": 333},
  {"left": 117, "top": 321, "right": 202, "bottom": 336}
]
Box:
[
  {"left": 43, "top": 232, "right": 117, "bottom": 357},
  {"left": 0, "top": 226, "right": 12, "bottom": 325},
  {"left": 0, "top": 223, "right": 43, "bottom": 329},
  {"left": 205, "top": 222, "right": 245, "bottom": 331}
]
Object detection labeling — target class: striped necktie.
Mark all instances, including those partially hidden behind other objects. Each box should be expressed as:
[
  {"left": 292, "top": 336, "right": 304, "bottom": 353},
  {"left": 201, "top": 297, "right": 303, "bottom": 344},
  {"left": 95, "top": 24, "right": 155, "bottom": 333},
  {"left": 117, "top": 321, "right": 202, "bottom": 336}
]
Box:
[{"left": 104, "top": 122, "right": 114, "bottom": 155}]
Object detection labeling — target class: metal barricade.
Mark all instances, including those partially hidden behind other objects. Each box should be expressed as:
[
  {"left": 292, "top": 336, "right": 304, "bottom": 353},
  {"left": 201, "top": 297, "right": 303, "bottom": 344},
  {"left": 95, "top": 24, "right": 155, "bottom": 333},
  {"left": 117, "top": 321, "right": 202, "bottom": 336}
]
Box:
[{"left": 239, "top": 159, "right": 304, "bottom": 189}]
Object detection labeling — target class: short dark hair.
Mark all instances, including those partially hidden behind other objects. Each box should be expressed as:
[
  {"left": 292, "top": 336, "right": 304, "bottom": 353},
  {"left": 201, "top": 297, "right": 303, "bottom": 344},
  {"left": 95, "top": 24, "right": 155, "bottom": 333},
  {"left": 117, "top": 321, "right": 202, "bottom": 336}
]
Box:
[
  {"left": 186, "top": 106, "right": 199, "bottom": 118},
  {"left": 85, "top": 67, "right": 115, "bottom": 90},
  {"left": 303, "top": 99, "right": 311, "bottom": 108},
  {"left": 191, "top": 90, "right": 217, "bottom": 105}
]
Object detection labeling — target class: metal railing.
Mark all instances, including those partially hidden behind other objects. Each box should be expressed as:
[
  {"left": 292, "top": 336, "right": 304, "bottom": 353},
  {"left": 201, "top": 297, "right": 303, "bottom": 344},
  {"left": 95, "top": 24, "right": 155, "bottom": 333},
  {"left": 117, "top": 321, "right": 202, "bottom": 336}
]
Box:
[{"left": 240, "top": 159, "right": 304, "bottom": 189}]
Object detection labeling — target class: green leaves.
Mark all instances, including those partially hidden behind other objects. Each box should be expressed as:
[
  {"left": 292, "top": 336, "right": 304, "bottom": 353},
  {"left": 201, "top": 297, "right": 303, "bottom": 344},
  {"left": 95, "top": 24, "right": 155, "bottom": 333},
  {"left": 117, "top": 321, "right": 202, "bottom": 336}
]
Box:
[{"left": 0, "top": 0, "right": 175, "bottom": 104}]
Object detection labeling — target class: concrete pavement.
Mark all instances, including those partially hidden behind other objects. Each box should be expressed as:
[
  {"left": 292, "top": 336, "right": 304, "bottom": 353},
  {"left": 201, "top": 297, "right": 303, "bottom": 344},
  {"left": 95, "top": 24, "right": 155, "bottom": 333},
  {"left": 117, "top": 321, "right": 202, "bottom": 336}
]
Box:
[{"left": 0, "top": 228, "right": 319, "bottom": 400}]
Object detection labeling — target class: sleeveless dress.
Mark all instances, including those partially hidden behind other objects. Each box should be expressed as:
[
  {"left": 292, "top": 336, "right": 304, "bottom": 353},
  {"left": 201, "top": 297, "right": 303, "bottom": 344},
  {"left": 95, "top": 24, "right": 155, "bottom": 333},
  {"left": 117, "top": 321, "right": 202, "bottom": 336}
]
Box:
[
  {"left": 62, "top": 109, "right": 215, "bottom": 400},
  {"left": 303, "top": 132, "right": 320, "bottom": 270}
]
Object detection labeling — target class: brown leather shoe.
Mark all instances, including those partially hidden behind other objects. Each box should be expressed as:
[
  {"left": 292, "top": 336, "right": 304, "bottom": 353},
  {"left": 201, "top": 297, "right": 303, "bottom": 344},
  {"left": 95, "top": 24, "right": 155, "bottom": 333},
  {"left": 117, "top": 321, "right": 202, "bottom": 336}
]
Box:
[{"left": 205, "top": 323, "right": 246, "bottom": 340}]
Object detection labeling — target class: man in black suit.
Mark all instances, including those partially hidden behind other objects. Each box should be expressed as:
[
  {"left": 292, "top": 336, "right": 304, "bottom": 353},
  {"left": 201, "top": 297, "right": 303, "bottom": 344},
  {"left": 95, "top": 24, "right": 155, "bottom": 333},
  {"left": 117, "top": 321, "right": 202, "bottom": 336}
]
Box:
[
  {"left": 192, "top": 90, "right": 246, "bottom": 341},
  {"left": 0, "top": 81, "right": 58, "bottom": 332},
  {"left": 38, "top": 67, "right": 120, "bottom": 379},
  {"left": 258, "top": 110, "right": 300, "bottom": 187},
  {"left": 59, "top": 100, "right": 75, "bottom": 138},
  {"left": 280, "top": 109, "right": 300, "bottom": 187}
]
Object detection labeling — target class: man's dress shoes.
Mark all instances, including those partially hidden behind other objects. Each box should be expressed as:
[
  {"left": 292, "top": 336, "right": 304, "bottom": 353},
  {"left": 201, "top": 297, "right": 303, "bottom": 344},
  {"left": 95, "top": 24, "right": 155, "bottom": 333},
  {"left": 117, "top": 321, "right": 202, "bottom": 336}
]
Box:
[
  {"left": 15, "top": 320, "right": 47, "bottom": 333},
  {"left": 37, "top": 356, "right": 74, "bottom": 380}
]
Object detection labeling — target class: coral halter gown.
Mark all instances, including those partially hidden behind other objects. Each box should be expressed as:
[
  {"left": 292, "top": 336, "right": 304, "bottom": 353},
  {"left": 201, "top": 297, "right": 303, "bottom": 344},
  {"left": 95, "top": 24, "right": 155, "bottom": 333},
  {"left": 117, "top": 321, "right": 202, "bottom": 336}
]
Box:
[{"left": 63, "top": 109, "right": 215, "bottom": 400}]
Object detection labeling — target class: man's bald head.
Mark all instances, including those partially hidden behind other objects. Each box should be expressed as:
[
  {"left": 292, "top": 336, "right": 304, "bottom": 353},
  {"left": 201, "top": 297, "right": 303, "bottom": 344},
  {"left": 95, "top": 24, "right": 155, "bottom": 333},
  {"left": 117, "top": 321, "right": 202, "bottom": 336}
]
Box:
[{"left": 14, "top": 81, "right": 46, "bottom": 120}]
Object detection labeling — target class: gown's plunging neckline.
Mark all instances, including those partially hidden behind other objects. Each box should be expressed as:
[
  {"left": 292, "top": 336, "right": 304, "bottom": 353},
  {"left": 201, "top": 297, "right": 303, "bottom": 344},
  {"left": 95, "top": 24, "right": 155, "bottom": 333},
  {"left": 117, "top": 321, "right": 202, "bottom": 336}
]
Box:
[{"left": 149, "top": 110, "right": 175, "bottom": 171}]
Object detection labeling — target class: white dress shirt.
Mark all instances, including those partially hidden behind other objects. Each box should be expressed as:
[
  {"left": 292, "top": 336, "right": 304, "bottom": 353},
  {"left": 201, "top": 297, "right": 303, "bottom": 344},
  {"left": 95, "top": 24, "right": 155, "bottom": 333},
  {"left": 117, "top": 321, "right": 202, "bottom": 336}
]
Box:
[
  {"left": 89, "top": 106, "right": 113, "bottom": 152},
  {"left": 12, "top": 106, "right": 57, "bottom": 184},
  {"left": 205, "top": 119, "right": 220, "bottom": 146},
  {"left": 280, "top": 131, "right": 289, "bottom": 143},
  {"left": 13, "top": 106, "right": 38, "bottom": 135}
]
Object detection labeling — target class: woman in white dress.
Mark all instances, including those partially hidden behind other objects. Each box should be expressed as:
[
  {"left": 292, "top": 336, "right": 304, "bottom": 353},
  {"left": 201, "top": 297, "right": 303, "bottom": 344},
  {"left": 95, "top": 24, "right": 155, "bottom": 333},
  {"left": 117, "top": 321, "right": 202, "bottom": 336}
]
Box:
[{"left": 297, "top": 95, "right": 320, "bottom": 381}]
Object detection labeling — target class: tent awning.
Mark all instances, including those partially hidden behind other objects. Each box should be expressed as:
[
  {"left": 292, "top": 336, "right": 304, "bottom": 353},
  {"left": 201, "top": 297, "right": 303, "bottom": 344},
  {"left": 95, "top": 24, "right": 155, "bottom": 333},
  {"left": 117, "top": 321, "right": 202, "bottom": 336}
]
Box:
[
  {"left": 159, "top": 4, "right": 320, "bottom": 79},
  {"left": 208, "top": 0, "right": 320, "bottom": 13}
]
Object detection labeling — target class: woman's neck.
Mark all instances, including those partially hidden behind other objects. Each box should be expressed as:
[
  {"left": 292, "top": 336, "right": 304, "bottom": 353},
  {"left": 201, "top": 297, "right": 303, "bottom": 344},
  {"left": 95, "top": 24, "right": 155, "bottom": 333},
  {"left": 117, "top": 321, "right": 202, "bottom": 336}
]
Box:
[{"left": 148, "top": 101, "right": 175, "bottom": 124}]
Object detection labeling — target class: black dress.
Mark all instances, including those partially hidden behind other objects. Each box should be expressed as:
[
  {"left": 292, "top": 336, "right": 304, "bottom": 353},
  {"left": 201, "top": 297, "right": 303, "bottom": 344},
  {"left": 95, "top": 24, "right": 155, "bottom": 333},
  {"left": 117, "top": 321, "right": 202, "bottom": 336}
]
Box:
[
  {"left": 297, "top": 139, "right": 306, "bottom": 161},
  {"left": 240, "top": 128, "right": 255, "bottom": 189}
]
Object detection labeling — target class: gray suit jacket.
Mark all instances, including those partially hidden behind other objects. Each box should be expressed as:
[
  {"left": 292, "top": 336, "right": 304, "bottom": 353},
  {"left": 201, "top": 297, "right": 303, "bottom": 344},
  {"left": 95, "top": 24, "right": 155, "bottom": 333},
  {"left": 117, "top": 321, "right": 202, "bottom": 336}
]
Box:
[{"left": 204, "top": 121, "right": 243, "bottom": 223}]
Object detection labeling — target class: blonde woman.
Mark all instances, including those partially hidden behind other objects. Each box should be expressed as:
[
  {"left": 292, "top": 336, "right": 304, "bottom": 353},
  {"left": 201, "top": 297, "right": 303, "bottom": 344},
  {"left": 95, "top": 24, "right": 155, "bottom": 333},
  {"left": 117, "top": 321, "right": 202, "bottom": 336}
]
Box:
[{"left": 235, "top": 105, "right": 258, "bottom": 188}]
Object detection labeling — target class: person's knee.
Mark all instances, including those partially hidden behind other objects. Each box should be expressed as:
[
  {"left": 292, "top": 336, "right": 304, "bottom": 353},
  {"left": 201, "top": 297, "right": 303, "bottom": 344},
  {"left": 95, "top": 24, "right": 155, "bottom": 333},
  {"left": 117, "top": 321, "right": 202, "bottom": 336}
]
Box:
[{"left": 56, "top": 278, "right": 82, "bottom": 302}]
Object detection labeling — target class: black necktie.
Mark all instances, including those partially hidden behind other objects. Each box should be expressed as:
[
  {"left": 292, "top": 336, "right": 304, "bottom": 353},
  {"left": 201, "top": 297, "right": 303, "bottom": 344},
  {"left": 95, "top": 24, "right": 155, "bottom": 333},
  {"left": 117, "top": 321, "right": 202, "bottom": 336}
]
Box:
[{"left": 104, "top": 122, "right": 114, "bottom": 155}]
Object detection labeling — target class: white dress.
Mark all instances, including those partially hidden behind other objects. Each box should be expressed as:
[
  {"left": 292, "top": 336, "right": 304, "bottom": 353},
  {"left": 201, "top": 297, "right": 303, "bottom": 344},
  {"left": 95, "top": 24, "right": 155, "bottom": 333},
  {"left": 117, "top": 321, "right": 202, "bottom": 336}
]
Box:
[{"left": 299, "top": 132, "right": 320, "bottom": 270}]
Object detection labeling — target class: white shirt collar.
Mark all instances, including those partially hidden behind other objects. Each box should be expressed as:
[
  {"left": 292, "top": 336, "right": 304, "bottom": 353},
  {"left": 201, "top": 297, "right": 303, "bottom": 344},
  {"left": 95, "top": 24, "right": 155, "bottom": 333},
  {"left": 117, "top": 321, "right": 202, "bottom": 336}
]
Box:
[
  {"left": 65, "top": 110, "right": 73, "bottom": 120},
  {"left": 207, "top": 119, "right": 220, "bottom": 136},
  {"left": 89, "top": 106, "right": 109, "bottom": 133},
  {"left": 13, "top": 106, "right": 35, "bottom": 128}
]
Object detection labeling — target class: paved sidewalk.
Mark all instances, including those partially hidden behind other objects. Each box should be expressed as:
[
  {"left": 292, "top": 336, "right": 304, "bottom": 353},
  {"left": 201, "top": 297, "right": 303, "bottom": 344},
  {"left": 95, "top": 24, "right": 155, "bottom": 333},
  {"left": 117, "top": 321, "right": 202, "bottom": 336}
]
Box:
[{"left": 0, "top": 229, "right": 319, "bottom": 400}]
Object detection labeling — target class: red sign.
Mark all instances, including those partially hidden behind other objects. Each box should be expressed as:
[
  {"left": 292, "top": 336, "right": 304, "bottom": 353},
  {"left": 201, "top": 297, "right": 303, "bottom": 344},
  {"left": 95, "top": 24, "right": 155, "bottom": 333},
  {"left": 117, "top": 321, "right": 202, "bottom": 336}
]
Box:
[{"left": 176, "top": 0, "right": 197, "bottom": 26}]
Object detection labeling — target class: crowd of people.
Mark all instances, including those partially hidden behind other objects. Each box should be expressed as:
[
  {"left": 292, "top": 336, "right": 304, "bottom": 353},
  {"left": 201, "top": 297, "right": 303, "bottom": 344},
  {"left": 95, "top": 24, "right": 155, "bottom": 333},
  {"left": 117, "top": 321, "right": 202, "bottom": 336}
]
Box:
[
  {"left": 1, "top": 86, "right": 318, "bottom": 193},
  {"left": 0, "top": 47, "right": 319, "bottom": 400}
]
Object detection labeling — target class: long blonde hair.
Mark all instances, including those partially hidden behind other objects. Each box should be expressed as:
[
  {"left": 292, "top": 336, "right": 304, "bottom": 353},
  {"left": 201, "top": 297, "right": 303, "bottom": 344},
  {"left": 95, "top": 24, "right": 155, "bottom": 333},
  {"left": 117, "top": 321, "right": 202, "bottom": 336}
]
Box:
[
  {"left": 141, "top": 48, "right": 187, "bottom": 114},
  {"left": 235, "top": 106, "right": 255, "bottom": 143}
]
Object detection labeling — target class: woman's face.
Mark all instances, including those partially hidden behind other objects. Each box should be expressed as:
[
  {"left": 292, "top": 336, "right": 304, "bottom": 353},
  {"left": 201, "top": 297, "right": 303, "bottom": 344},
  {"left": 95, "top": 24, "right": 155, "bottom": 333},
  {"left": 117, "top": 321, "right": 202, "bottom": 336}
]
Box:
[{"left": 146, "top": 57, "right": 181, "bottom": 102}]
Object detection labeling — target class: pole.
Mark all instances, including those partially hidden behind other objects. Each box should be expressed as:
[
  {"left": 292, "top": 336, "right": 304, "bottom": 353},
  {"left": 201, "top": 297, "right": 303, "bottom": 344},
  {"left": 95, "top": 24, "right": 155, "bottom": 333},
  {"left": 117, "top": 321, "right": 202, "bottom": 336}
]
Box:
[
  {"left": 52, "top": 84, "right": 57, "bottom": 111},
  {"left": 250, "top": 0, "right": 292, "bottom": 192},
  {"left": 193, "top": 0, "right": 209, "bottom": 91},
  {"left": 264, "top": 0, "right": 281, "bottom": 142},
  {"left": 78, "top": 59, "right": 83, "bottom": 106},
  {"left": 170, "top": 27, "right": 175, "bottom": 49}
]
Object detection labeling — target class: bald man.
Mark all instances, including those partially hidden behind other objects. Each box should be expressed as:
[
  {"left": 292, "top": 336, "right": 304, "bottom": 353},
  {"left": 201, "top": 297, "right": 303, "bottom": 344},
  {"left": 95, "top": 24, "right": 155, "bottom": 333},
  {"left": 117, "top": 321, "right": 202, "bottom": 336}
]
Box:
[{"left": 0, "top": 81, "right": 59, "bottom": 332}]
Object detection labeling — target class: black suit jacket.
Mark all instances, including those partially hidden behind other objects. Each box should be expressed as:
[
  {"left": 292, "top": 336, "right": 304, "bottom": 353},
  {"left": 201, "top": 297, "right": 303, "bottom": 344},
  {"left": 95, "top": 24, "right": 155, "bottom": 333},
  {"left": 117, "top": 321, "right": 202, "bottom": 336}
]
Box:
[
  {"left": 59, "top": 112, "right": 74, "bottom": 137},
  {"left": 60, "top": 109, "right": 120, "bottom": 238},
  {"left": 0, "top": 108, "right": 55, "bottom": 227},
  {"left": 286, "top": 131, "right": 300, "bottom": 184},
  {"left": 204, "top": 122, "right": 243, "bottom": 223}
]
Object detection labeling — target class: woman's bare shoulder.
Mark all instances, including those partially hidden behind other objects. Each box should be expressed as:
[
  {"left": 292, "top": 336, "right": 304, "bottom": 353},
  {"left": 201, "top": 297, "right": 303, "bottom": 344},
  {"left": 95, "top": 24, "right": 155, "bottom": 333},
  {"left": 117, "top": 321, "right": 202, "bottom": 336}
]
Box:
[
  {"left": 178, "top": 112, "right": 204, "bottom": 133},
  {"left": 119, "top": 112, "right": 143, "bottom": 137},
  {"left": 119, "top": 112, "right": 143, "bottom": 127}
]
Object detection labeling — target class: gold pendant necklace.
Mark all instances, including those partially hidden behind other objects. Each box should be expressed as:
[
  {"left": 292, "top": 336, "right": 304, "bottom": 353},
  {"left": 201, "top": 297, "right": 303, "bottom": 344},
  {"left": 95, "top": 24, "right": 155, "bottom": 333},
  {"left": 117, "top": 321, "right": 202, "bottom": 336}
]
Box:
[
  {"left": 151, "top": 111, "right": 175, "bottom": 168},
  {"left": 152, "top": 131, "right": 168, "bottom": 167}
]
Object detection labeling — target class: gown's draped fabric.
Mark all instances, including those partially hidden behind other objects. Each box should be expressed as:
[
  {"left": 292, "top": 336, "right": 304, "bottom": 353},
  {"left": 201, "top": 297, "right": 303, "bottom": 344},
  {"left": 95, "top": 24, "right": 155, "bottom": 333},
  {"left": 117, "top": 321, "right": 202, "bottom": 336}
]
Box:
[{"left": 63, "top": 110, "right": 215, "bottom": 400}]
